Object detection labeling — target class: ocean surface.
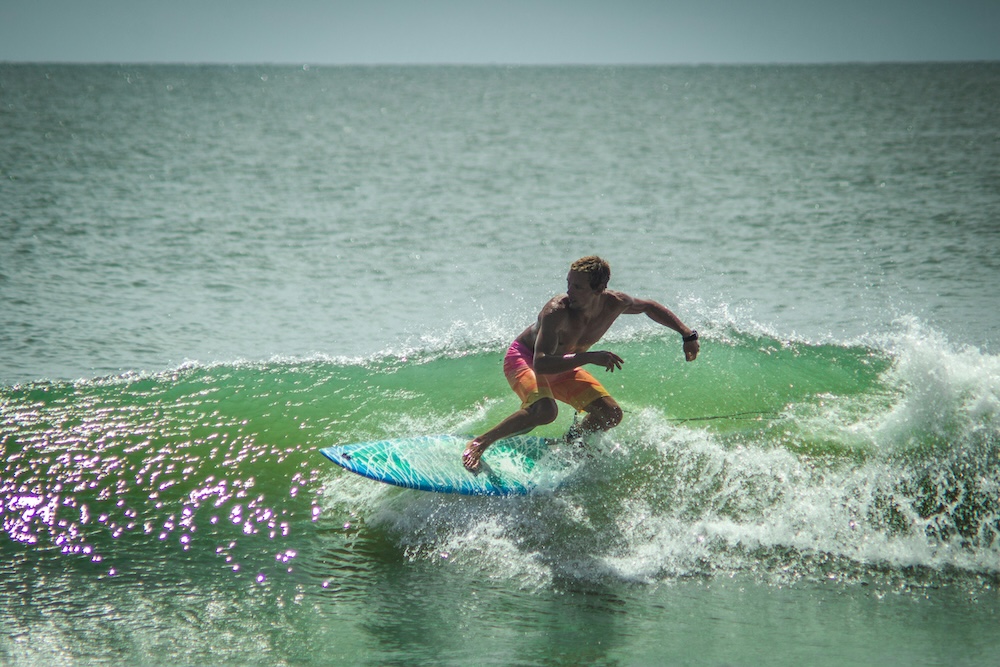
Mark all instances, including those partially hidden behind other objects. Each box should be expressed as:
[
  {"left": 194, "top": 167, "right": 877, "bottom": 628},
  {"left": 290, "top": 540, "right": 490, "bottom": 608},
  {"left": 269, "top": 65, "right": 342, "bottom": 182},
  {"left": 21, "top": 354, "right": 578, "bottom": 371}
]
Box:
[{"left": 1, "top": 63, "right": 999, "bottom": 666}]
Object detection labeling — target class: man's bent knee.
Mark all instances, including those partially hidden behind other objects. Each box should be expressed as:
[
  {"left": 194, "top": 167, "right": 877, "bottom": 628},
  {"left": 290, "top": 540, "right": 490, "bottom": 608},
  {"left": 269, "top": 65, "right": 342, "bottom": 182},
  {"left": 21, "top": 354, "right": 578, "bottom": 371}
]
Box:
[
  {"left": 527, "top": 398, "right": 559, "bottom": 425},
  {"left": 585, "top": 397, "right": 623, "bottom": 430}
]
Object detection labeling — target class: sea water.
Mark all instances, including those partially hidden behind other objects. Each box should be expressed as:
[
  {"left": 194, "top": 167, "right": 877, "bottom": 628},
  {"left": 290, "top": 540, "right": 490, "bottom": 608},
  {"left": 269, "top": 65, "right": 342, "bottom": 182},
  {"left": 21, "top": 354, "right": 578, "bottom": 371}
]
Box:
[{"left": 1, "top": 63, "right": 998, "bottom": 666}]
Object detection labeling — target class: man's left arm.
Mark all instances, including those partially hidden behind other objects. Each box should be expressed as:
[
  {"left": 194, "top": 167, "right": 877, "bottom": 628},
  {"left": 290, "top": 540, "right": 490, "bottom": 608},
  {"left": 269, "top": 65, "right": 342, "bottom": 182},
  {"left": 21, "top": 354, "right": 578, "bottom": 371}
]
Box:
[{"left": 623, "top": 295, "right": 700, "bottom": 362}]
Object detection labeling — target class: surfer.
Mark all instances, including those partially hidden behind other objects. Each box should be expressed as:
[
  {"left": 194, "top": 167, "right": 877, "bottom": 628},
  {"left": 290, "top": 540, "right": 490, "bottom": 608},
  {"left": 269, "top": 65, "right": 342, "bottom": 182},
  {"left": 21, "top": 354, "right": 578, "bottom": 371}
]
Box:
[{"left": 462, "top": 255, "right": 699, "bottom": 473}]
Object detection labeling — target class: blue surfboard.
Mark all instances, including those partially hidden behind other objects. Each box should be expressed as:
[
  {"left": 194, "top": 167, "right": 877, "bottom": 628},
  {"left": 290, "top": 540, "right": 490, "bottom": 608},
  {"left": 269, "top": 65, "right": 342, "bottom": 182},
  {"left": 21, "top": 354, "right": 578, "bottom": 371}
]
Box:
[{"left": 319, "top": 434, "right": 575, "bottom": 496}]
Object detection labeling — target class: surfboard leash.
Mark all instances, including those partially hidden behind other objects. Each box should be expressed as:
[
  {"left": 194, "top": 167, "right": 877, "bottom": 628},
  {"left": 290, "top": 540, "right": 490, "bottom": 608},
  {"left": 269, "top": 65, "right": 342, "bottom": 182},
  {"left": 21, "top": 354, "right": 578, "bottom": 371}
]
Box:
[{"left": 665, "top": 410, "right": 786, "bottom": 424}]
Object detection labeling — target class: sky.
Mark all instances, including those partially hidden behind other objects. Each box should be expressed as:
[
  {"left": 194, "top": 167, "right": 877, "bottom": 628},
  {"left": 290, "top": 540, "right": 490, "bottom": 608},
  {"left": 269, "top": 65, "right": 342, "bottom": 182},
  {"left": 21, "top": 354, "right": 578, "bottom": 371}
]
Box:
[{"left": 1, "top": 0, "right": 998, "bottom": 65}]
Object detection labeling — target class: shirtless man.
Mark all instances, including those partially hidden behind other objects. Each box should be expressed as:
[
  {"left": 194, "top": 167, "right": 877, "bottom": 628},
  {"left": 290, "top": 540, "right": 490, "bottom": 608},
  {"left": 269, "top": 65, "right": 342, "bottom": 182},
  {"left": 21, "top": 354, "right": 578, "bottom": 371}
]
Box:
[{"left": 462, "top": 256, "right": 700, "bottom": 473}]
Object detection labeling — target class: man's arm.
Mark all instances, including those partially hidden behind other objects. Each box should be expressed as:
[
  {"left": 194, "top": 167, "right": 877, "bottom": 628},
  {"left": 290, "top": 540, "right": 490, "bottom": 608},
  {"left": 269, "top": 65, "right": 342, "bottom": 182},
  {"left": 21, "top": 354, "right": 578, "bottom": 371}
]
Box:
[
  {"left": 532, "top": 308, "right": 623, "bottom": 375},
  {"left": 624, "top": 296, "right": 700, "bottom": 362}
]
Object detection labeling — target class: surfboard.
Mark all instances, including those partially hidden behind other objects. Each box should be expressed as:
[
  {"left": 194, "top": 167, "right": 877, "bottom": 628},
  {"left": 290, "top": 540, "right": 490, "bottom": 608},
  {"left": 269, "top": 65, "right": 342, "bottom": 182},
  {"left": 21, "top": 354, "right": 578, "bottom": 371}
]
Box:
[{"left": 319, "top": 434, "right": 575, "bottom": 496}]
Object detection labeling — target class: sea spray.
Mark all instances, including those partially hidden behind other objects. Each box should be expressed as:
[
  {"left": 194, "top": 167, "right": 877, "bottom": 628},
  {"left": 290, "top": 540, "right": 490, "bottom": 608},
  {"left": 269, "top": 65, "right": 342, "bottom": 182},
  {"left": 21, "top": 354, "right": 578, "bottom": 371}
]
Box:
[{"left": 316, "top": 327, "right": 999, "bottom": 590}]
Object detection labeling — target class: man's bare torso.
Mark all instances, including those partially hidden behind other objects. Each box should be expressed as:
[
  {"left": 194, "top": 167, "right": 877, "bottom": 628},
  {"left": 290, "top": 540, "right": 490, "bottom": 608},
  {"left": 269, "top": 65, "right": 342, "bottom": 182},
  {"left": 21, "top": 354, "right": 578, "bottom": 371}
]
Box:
[{"left": 514, "top": 290, "right": 632, "bottom": 357}]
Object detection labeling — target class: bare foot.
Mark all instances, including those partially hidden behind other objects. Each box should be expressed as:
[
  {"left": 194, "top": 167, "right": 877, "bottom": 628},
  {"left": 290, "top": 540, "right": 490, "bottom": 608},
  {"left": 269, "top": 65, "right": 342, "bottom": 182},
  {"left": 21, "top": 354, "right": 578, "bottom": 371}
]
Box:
[
  {"left": 462, "top": 439, "right": 487, "bottom": 474},
  {"left": 564, "top": 422, "right": 585, "bottom": 444}
]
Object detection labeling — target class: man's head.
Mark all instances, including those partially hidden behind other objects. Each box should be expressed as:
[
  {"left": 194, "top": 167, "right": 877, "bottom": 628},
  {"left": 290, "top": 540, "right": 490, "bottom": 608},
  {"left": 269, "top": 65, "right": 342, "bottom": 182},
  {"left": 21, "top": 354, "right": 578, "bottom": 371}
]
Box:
[{"left": 570, "top": 256, "right": 611, "bottom": 291}]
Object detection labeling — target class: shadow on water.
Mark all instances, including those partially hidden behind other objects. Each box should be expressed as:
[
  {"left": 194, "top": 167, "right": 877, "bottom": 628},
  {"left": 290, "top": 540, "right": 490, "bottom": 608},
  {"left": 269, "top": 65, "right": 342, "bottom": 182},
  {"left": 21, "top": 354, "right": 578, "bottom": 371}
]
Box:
[
  {"left": 352, "top": 557, "right": 630, "bottom": 667},
  {"left": 307, "top": 476, "right": 635, "bottom": 667}
]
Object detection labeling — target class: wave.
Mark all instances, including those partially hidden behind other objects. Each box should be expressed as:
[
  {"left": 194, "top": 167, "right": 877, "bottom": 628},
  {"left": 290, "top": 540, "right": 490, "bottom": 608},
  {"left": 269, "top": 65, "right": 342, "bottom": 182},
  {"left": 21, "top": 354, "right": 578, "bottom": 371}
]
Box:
[{"left": 1, "top": 321, "right": 998, "bottom": 589}]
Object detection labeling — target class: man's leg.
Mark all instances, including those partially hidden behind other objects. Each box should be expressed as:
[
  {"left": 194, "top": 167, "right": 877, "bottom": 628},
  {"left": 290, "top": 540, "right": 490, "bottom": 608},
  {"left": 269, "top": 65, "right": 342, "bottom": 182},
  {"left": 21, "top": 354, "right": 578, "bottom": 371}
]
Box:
[
  {"left": 547, "top": 367, "right": 619, "bottom": 441},
  {"left": 463, "top": 398, "right": 558, "bottom": 473},
  {"left": 575, "top": 395, "right": 623, "bottom": 435}
]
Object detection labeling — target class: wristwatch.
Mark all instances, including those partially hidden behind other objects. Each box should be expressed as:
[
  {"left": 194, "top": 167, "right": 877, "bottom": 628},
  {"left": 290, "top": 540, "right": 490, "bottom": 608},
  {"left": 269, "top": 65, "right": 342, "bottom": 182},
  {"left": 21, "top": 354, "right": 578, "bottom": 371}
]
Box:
[{"left": 682, "top": 330, "right": 699, "bottom": 343}]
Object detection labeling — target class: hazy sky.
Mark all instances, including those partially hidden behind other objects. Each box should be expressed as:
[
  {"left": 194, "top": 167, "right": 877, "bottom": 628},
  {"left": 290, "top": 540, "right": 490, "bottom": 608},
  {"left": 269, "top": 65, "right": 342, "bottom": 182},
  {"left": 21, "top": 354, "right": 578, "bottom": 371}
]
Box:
[{"left": 2, "top": 0, "right": 998, "bottom": 65}]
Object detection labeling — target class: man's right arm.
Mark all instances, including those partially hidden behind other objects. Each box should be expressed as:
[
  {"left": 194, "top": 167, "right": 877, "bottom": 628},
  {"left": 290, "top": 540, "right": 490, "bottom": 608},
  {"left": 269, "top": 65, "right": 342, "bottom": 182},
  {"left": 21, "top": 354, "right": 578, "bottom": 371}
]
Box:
[{"left": 532, "top": 309, "right": 623, "bottom": 375}]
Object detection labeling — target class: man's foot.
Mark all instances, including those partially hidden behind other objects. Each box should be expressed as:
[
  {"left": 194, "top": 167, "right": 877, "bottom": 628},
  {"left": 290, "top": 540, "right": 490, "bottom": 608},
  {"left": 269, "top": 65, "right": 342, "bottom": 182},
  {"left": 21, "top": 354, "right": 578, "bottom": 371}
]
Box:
[
  {"left": 563, "top": 424, "right": 600, "bottom": 460},
  {"left": 462, "top": 439, "right": 487, "bottom": 474},
  {"left": 564, "top": 423, "right": 586, "bottom": 447}
]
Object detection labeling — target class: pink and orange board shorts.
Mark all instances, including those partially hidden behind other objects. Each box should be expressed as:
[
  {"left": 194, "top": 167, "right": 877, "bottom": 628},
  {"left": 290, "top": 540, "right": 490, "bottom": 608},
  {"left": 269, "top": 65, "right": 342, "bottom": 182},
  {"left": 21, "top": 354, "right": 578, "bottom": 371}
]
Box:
[{"left": 503, "top": 340, "right": 611, "bottom": 411}]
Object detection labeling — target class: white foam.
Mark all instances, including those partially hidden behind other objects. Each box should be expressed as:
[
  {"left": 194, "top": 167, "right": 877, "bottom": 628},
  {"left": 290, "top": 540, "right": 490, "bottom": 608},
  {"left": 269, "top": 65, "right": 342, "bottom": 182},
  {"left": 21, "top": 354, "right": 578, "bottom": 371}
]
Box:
[
  {"left": 876, "top": 321, "right": 1000, "bottom": 452},
  {"left": 316, "top": 319, "right": 1000, "bottom": 587}
]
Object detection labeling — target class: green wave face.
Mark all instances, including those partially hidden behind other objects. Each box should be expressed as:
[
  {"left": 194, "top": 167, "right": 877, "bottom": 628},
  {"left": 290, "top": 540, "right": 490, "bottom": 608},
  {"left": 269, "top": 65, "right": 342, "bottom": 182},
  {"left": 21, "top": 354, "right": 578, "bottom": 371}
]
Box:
[{"left": 1, "top": 328, "right": 998, "bottom": 587}]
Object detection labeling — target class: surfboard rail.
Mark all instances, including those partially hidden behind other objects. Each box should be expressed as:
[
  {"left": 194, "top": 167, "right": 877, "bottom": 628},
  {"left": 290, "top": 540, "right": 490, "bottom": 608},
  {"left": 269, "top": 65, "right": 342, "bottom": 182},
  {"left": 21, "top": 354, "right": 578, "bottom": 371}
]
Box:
[{"left": 320, "top": 434, "right": 573, "bottom": 496}]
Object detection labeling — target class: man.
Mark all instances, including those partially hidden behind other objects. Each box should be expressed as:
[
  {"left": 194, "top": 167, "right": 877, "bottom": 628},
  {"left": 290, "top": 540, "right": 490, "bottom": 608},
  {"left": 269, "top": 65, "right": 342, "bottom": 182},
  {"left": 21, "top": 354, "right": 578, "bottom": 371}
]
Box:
[{"left": 462, "top": 255, "right": 700, "bottom": 473}]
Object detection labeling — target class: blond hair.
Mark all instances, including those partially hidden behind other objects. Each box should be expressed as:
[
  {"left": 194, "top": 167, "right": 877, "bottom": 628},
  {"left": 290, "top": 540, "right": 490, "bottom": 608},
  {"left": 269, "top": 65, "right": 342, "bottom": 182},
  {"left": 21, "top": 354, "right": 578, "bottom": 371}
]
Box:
[{"left": 570, "top": 256, "right": 611, "bottom": 290}]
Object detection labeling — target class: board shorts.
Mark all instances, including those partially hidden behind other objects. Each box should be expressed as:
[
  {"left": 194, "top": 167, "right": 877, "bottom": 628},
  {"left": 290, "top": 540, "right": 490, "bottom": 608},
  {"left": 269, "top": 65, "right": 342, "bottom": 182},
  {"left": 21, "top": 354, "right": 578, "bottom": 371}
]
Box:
[{"left": 503, "top": 340, "right": 611, "bottom": 411}]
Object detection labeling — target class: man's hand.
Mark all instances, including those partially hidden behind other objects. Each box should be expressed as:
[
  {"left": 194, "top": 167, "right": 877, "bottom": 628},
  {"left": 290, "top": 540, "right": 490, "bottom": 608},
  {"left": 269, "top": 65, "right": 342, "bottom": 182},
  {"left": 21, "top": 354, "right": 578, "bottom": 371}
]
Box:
[
  {"left": 591, "top": 350, "right": 624, "bottom": 372},
  {"left": 683, "top": 339, "right": 700, "bottom": 362}
]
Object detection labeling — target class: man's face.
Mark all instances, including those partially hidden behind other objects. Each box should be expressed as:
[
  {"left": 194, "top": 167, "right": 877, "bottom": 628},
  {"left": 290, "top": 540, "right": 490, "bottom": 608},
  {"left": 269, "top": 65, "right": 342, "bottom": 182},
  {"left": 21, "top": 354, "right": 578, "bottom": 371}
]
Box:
[{"left": 566, "top": 270, "right": 600, "bottom": 309}]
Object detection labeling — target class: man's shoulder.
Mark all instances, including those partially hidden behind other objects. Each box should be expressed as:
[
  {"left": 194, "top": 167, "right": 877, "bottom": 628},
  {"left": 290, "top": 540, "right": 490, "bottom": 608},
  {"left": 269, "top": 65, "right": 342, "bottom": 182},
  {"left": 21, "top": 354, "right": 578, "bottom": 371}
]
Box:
[
  {"left": 603, "top": 290, "right": 636, "bottom": 309},
  {"left": 540, "top": 295, "right": 571, "bottom": 318},
  {"left": 603, "top": 289, "right": 631, "bottom": 302}
]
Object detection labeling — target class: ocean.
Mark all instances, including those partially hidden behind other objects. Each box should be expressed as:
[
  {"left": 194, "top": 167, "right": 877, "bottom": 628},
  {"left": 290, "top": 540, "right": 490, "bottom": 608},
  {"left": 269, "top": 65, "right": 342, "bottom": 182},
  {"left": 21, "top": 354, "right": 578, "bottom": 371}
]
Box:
[{"left": 1, "top": 62, "right": 998, "bottom": 666}]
